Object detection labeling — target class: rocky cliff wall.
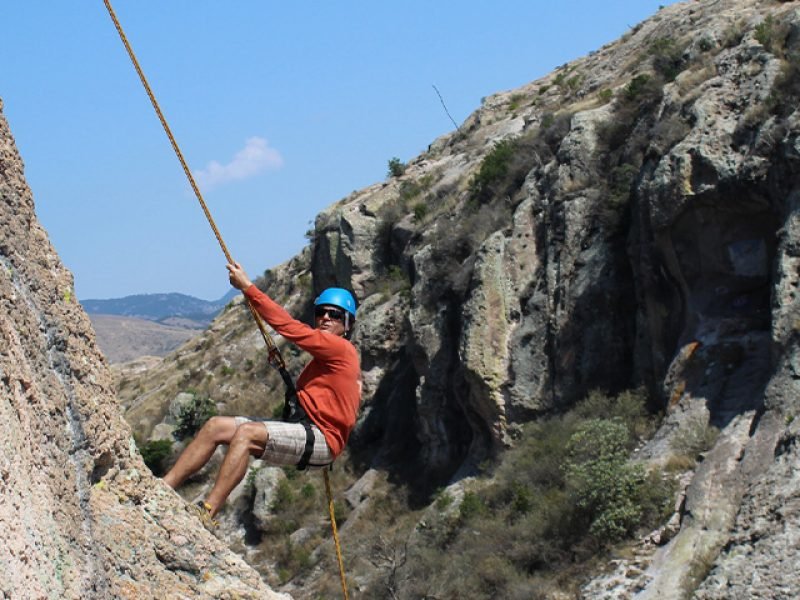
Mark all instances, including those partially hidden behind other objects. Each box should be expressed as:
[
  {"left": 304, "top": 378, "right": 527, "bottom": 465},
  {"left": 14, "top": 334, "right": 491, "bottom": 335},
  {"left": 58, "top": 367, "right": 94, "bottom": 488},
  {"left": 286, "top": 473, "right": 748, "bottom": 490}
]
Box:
[
  {"left": 309, "top": 0, "right": 800, "bottom": 595},
  {"left": 316, "top": 0, "right": 795, "bottom": 471},
  {"left": 0, "top": 100, "right": 287, "bottom": 599}
]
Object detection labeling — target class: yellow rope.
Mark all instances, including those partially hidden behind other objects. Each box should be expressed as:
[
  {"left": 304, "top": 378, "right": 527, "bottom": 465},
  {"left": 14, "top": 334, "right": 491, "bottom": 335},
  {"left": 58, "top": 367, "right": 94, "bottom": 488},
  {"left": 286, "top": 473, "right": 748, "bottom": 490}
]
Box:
[
  {"left": 324, "top": 469, "right": 350, "bottom": 600},
  {"left": 102, "top": 3, "right": 351, "bottom": 596},
  {"left": 102, "top": 0, "right": 284, "bottom": 369}
]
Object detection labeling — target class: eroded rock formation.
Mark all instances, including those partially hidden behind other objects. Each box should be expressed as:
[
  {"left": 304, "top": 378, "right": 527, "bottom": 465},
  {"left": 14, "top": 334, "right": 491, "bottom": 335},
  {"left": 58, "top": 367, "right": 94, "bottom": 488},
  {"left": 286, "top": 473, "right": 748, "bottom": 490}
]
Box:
[
  {"left": 311, "top": 0, "right": 800, "bottom": 596},
  {"left": 0, "top": 100, "right": 287, "bottom": 599}
]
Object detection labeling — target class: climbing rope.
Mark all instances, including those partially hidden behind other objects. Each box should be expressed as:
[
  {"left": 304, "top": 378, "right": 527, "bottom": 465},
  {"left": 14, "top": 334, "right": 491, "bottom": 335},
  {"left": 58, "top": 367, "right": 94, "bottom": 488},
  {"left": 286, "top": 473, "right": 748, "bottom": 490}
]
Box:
[
  {"left": 102, "top": 2, "right": 349, "bottom": 597},
  {"left": 101, "top": 0, "right": 285, "bottom": 371},
  {"left": 324, "top": 469, "right": 350, "bottom": 600}
]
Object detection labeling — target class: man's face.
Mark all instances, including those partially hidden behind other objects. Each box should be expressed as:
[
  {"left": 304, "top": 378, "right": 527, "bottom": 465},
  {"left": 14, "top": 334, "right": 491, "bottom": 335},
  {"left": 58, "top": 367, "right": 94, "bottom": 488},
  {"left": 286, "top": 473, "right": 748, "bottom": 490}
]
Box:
[{"left": 314, "top": 305, "right": 347, "bottom": 337}]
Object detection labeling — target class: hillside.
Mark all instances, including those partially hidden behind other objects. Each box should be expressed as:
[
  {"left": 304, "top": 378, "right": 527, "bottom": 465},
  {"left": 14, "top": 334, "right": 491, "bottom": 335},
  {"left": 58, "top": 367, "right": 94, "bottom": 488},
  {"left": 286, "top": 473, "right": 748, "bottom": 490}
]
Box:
[
  {"left": 115, "top": 0, "right": 800, "bottom": 596},
  {"left": 83, "top": 291, "right": 238, "bottom": 363},
  {"left": 7, "top": 0, "right": 800, "bottom": 598},
  {"left": 88, "top": 314, "right": 199, "bottom": 363}
]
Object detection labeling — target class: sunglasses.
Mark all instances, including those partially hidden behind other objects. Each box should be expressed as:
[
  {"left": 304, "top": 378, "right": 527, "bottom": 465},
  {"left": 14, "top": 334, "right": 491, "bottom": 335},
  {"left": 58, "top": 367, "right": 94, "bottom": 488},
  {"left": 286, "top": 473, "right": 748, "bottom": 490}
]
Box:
[{"left": 314, "top": 306, "right": 346, "bottom": 322}]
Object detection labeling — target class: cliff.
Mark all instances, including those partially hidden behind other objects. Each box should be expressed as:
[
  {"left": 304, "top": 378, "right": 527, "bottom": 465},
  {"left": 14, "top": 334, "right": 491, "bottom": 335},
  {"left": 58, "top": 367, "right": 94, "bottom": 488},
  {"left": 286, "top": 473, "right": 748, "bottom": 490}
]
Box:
[{"left": 0, "top": 99, "right": 288, "bottom": 599}]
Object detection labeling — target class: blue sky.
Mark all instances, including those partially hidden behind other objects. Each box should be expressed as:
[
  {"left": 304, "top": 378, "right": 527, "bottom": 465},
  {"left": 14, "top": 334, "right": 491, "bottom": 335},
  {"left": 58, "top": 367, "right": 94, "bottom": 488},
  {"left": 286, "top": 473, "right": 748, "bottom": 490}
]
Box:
[{"left": 1, "top": 1, "right": 678, "bottom": 300}]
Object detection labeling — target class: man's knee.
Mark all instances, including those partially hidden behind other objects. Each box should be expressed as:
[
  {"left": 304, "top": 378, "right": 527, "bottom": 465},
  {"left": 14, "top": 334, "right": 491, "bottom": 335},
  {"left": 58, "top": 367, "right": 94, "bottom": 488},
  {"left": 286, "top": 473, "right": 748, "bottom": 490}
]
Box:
[
  {"left": 231, "top": 421, "right": 268, "bottom": 453},
  {"left": 198, "top": 415, "right": 236, "bottom": 442}
]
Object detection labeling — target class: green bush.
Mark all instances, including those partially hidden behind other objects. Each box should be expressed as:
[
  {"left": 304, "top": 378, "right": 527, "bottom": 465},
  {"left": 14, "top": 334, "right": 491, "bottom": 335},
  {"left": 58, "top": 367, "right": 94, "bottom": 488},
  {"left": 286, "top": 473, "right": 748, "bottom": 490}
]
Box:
[
  {"left": 459, "top": 491, "right": 486, "bottom": 521},
  {"left": 565, "top": 417, "right": 632, "bottom": 464},
  {"left": 649, "top": 37, "right": 685, "bottom": 82},
  {"left": 333, "top": 500, "right": 349, "bottom": 524},
  {"left": 466, "top": 127, "right": 559, "bottom": 208},
  {"left": 564, "top": 418, "right": 647, "bottom": 542},
  {"left": 387, "top": 157, "right": 406, "bottom": 178},
  {"left": 272, "top": 478, "right": 295, "bottom": 512},
  {"left": 699, "top": 37, "right": 714, "bottom": 52},
  {"left": 509, "top": 481, "right": 533, "bottom": 517},
  {"left": 413, "top": 202, "right": 429, "bottom": 222},
  {"left": 138, "top": 439, "right": 173, "bottom": 476},
  {"left": 553, "top": 66, "right": 575, "bottom": 89},
  {"left": 508, "top": 93, "right": 525, "bottom": 110},
  {"left": 566, "top": 74, "right": 583, "bottom": 92},
  {"left": 301, "top": 483, "right": 316, "bottom": 499},
  {"left": 434, "top": 489, "right": 453, "bottom": 510},
  {"left": 245, "top": 465, "right": 261, "bottom": 488},
  {"left": 754, "top": 15, "right": 776, "bottom": 51},
  {"left": 173, "top": 394, "right": 217, "bottom": 441},
  {"left": 388, "top": 389, "right": 673, "bottom": 598},
  {"left": 399, "top": 180, "right": 421, "bottom": 202},
  {"left": 623, "top": 74, "right": 656, "bottom": 103},
  {"left": 598, "top": 88, "right": 614, "bottom": 104},
  {"left": 468, "top": 139, "right": 518, "bottom": 203},
  {"left": 573, "top": 387, "right": 654, "bottom": 440}
]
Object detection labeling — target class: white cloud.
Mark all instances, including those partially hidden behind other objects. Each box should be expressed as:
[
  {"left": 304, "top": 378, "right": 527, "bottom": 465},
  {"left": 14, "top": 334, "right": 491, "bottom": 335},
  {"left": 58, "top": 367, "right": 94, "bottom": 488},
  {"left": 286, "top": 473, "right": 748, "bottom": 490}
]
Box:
[{"left": 194, "top": 136, "right": 283, "bottom": 190}]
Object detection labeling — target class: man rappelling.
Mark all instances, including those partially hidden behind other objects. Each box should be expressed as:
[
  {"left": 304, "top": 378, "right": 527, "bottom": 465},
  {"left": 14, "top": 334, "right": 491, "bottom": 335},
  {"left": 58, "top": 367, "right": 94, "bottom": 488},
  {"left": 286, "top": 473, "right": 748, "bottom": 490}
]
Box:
[
  {"left": 102, "top": 2, "right": 357, "bottom": 590},
  {"left": 163, "top": 262, "right": 361, "bottom": 525}
]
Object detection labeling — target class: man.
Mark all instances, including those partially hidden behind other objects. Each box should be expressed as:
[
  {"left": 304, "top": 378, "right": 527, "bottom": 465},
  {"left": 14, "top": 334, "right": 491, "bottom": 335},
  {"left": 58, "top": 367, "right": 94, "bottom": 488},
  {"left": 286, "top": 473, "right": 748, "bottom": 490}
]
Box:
[{"left": 163, "top": 262, "right": 361, "bottom": 523}]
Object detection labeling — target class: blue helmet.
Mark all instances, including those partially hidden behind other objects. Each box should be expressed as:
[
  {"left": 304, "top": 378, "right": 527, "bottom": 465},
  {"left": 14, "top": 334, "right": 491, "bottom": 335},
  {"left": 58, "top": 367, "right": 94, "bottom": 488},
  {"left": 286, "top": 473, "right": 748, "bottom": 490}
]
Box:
[{"left": 314, "top": 287, "right": 357, "bottom": 317}]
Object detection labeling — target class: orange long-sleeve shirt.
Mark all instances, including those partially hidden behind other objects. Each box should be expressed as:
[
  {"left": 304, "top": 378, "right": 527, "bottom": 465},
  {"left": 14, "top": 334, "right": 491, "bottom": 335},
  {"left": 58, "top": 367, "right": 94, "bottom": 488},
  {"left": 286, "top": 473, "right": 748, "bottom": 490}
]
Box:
[{"left": 243, "top": 285, "right": 361, "bottom": 457}]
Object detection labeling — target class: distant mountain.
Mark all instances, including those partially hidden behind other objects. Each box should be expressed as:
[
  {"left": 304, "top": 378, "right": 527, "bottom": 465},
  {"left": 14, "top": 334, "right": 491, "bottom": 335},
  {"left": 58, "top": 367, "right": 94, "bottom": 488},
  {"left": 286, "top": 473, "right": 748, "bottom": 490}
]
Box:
[{"left": 81, "top": 290, "right": 238, "bottom": 325}]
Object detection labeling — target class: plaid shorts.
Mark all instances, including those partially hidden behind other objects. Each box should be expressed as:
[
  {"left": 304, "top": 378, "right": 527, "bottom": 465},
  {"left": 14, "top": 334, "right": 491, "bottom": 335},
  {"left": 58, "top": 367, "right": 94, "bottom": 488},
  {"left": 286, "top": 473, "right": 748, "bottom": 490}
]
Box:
[{"left": 234, "top": 417, "right": 333, "bottom": 468}]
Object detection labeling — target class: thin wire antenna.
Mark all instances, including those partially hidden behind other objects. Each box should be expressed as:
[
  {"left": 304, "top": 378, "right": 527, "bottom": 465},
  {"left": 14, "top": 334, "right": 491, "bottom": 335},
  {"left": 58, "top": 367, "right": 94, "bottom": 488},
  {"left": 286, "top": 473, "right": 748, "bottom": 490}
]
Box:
[{"left": 432, "top": 84, "right": 460, "bottom": 132}]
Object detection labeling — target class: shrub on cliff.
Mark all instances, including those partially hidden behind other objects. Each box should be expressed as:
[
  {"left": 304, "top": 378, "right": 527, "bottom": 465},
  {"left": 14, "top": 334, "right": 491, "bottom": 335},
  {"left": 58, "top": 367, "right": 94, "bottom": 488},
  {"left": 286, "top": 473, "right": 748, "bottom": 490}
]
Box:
[
  {"left": 137, "top": 439, "right": 173, "bottom": 476},
  {"left": 173, "top": 393, "right": 217, "bottom": 441},
  {"left": 387, "top": 157, "right": 406, "bottom": 178},
  {"left": 390, "top": 389, "right": 674, "bottom": 598},
  {"left": 649, "top": 37, "right": 686, "bottom": 82},
  {"left": 468, "top": 138, "right": 519, "bottom": 203},
  {"left": 564, "top": 418, "right": 647, "bottom": 541}
]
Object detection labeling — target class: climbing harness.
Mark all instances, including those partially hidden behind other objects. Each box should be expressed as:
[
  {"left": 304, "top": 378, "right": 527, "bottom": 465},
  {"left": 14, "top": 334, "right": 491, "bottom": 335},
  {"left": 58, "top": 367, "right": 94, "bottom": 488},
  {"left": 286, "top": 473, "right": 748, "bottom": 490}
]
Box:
[
  {"left": 281, "top": 383, "right": 326, "bottom": 471},
  {"left": 102, "top": 3, "right": 349, "bottom": 598}
]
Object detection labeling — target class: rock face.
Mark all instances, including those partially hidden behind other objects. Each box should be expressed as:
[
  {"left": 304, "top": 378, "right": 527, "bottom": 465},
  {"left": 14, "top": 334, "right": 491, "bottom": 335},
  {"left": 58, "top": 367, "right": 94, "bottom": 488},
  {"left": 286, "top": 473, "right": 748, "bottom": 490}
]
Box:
[
  {"left": 308, "top": 0, "right": 800, "bottom": 596},
  {"left": 0, "top": 100, "right": 287, "bottom": 599},
  {"left": 318, "top": 0, "right": 793, "bottom": 472}
]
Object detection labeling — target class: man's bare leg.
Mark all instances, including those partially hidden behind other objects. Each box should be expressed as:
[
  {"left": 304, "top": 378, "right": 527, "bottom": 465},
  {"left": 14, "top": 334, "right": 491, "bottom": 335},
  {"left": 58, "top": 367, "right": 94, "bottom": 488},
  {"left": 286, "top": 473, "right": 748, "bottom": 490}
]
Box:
[
  {"left": 204, "top": 421, "right": 268, "bottom": 516},
  {"left": 163, "top": 416, "right": 238, "bottom": 489}
]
